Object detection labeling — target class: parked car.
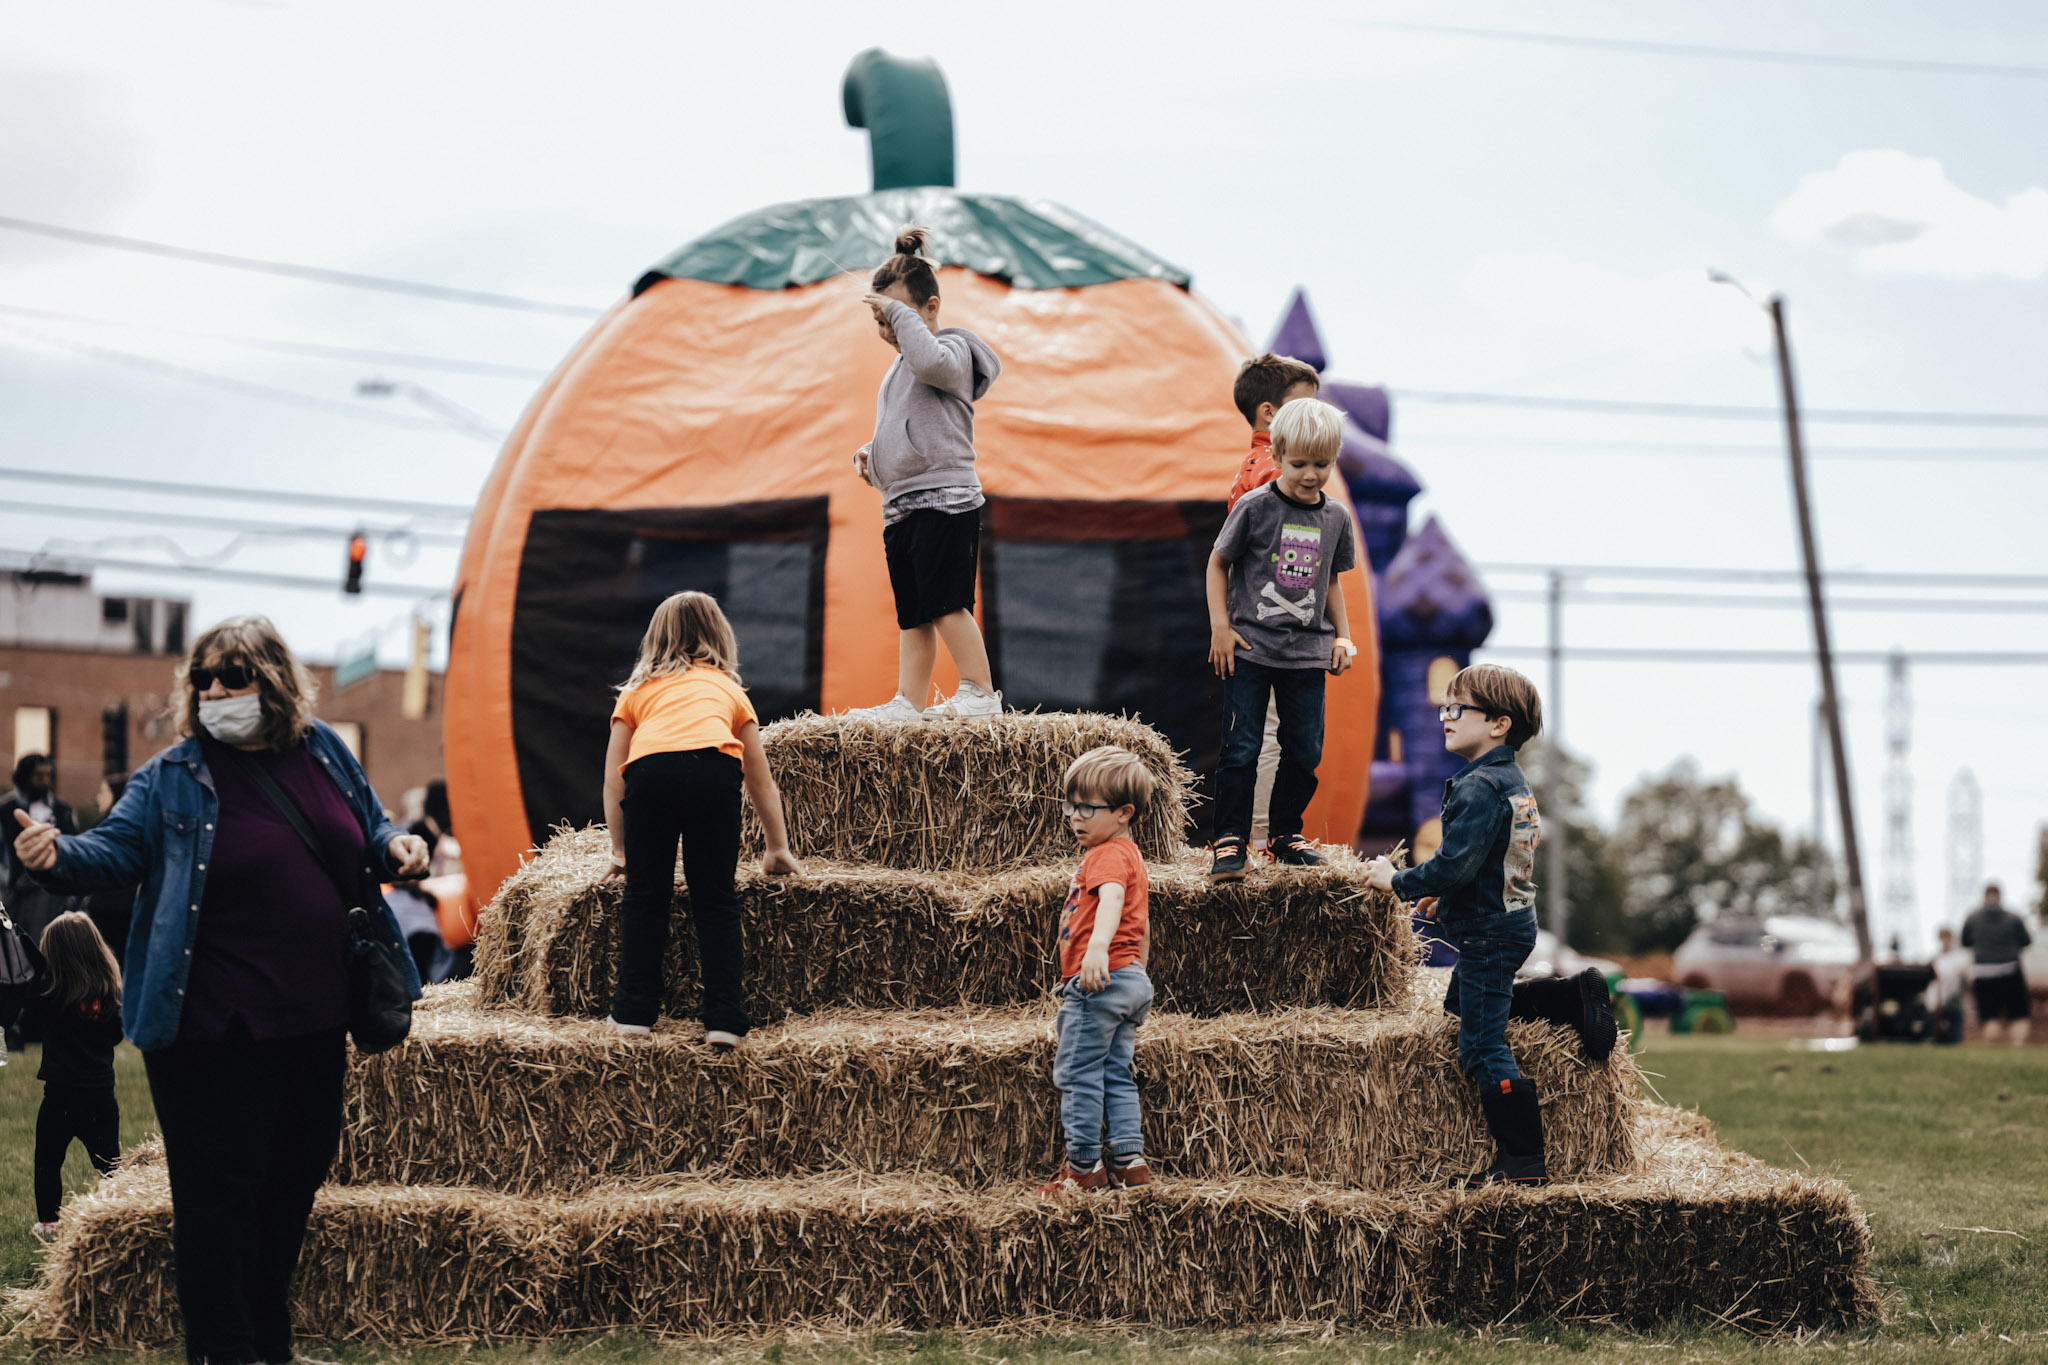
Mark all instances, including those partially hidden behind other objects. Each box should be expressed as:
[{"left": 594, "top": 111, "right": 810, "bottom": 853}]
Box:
[
  {"left": 1518, "top": 929, "right": 1622, "bottom": 982},
  {"left": 1672, "top": 915, "right": 1858, "bottom": 1015}
]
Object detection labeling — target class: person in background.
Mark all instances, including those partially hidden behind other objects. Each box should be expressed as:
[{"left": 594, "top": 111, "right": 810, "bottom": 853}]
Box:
[
  {"left": 3, "top": 755, "right": 78, "bottom": 1052},
  {"left": 1928, "top": 925, "right": 1971, "bottom": 1045},
  {"left": 12, "top": 614, "right": 425, "bottom": 1365},
  {"left": 1962, "top": 883, "right": 2032, "bottom": 1046},
  {"left": 25, "top": 911, "right": 124, "bottom": 1238},
  {"left": 84, "top": 773, "right": 136, "bottom": 973}
]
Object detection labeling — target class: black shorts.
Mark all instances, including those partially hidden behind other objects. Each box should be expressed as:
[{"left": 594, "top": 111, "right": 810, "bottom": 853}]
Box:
[
  {"left": 1973, "top": 972, "right": 2032, "bottom": 1022},
  {"left": 883, "top": 508, "right": 981, "bottom": 629}
]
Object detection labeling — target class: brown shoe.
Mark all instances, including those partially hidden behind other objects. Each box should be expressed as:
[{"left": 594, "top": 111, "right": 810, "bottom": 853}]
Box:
[
  {"left": 1108, "top": 1157, "right": 1151, "bottom": 1188},
  {"left": 1037, "top": 1162, "right": 1110, "bottom": 1196}
]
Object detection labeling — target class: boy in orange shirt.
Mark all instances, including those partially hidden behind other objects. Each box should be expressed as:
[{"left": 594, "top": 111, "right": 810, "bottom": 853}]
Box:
[
  {"left": 1039, "top": 746, "right": 1157, "bottom": 1195},
  {"left": 1224, "top": 353, "right": 1321, "bottom": 852}
]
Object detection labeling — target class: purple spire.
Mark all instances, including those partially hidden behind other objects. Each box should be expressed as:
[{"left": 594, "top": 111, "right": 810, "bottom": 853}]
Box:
[
  {"left": 1267, "top": 288, "right": 1327, "bottom": 373},
  {"left": 1378, "top": 517, "right": 1494, "bottom": 649}
]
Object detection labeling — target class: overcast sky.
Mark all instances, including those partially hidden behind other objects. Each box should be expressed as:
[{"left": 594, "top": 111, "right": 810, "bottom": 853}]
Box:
[{"left": 4, "top": 0, "right": 2045, "bottom": 943}]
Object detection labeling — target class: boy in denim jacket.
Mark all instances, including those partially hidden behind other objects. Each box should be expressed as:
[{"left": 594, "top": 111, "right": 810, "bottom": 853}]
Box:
[{"left": 1366, "top": 664, "right": 1551, "bottom": 1185}]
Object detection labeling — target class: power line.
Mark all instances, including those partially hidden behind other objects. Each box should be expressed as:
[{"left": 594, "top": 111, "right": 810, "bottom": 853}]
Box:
[
  {"left": 1492, "top": 586, "right": 2048, "bottom": 614},
  {"left": 0, "top": 301, "right": 553, "bottom": 380},
  {"left": 1401, "top": 433, "right": 2048, "bottom": 462},
  {"left": 0, "top": 465, "right": 473, "bottom": 519},
  {"left": 0, "top": 497, "right": 466, "bottom": 546},
  {"left": 1478, "top": 562, "right": 2048, "bottom": 590},
  {"left": 1357, "top": 19, "right": 2048, "bottom": 80},
  {"left": 0, "top": 549, "right": 446, "bottom": 600},
  {"left": 1479, "top": 645, "right": 2048, "bottom": 665},
  {"left": 0, "top": 325, "right": 486, "bottom": 436},
  {"left": 1395, "top": 387, "right": 2048, "bottom": 428},
  {"left": 0, "top": 214, "right": 607, "bottom": 318}
]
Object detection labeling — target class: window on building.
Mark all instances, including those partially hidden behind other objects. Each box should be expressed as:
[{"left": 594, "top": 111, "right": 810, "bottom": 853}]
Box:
[
  {"left": 13, "top": 706, "right": 54, "bottom": 763},
  {"left": 101, "top": 598, "right": 129, "bottom": 623},
  {"left": 132, "top": 599, "right": 155, "bottom": 655},
  {"left": 329, "top": 721, "right": 363, "bottom": 762},
  {"left": 164, "top": 602, "right": 187, "bottom": 657}
]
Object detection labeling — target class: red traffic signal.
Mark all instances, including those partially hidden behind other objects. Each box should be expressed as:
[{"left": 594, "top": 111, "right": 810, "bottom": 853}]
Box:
[{"left": 345, "top": 531, "right": 367, "bottom": 595}]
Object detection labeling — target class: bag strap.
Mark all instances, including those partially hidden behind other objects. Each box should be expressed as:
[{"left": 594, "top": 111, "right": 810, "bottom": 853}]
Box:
[{"left": 229, "top": 750, "right": 370, "bottom": 921}]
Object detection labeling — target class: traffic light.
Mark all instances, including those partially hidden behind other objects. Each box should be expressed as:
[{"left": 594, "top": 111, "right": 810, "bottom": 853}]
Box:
[{"left": 344, "top": 530, "right": 367, "bottom": 594}]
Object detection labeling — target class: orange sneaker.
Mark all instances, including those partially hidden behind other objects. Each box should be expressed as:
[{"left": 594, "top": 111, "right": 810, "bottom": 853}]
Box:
[
  {"left": 1037, "top": 1162, "right": 1110, "bottom": 1197},
  {"left": 1108, "top": 1157, "right": 1151, "bottom": 1188}
]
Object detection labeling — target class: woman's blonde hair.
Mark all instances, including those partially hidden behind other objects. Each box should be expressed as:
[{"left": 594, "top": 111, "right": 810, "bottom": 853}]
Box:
[
  {"left": 619, "top": 591, "right": 741, "bottom": 692},
  {"left": 38, "top": 911, "right": 121, "bottom": 1011},
  {"left": 174, "top": 615, "right": 318, "bottom": 751}
]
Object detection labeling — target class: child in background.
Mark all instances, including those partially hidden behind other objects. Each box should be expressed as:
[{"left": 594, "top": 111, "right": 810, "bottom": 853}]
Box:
[
  {"left": 1365, "top": 664, "right": 1549, "bottom": 1185},
  {"left": 603, "top": 591, "right": 801, "bottom": 1048},
  {"left": 849, "top": 226, "right": 1005, "bottom": 723},
  {"left": 1224, "top": 353, "right": 1322, "bottom": 854},
  {"left": 1039, "top": 746, "right": 1157, "bottom": 1195},
  {"left": 28, "top": 912, "right": 123, "bottom": 1237},
  {"left": 1206, "top": 397, "right": 1357, "bottom": 882}
]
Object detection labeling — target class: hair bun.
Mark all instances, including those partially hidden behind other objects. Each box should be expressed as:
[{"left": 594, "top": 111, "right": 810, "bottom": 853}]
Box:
[{"left": 894, "top": 225, "right": 934, "bottom": 259}]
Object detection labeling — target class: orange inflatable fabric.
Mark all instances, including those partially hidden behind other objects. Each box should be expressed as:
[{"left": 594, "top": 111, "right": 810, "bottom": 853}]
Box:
[{"left": 447, "top": 258, "right": 1379, "bottom": 906}]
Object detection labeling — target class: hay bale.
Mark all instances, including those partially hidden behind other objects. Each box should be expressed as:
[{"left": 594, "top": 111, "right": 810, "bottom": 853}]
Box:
[
  {"left": 738, "top": 711, "right": 1194, "bottom": 871},
  {"left": 472, "top": 828, "right": 1416, "bottom": 1020},
  {"left": 13, "top": 1108, "right": 1872, "bottom": 1348},
  {"left": 337, "top": 985, "right": 1640, "bottom": 1192}
]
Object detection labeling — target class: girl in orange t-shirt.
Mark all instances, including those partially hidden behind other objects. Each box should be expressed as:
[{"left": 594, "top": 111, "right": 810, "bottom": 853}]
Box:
[{"left": 602, "top": 591, "right": 800, "bottom": 1047}]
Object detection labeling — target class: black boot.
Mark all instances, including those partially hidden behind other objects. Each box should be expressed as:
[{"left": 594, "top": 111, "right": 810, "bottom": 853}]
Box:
[
  {"left": 1509, "top": 969, "right": 1618, "bottom": 1062},
  {"left": 1459, "top": 1077, "right": 1548, "bottom": 1186}
]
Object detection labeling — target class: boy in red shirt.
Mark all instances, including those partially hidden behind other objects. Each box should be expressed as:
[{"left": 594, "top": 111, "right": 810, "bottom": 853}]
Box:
[
  {"left": 1224, "top": 353, "right": 1321, "bottom": 853},
  {"left": 1039, "top": 746, "right": 1158, "bottom": 1195}
]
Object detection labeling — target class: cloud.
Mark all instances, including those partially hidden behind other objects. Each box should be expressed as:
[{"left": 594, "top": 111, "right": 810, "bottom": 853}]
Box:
[
  {"left": 1774, "top": 149, "right": 2048, "bottom": 281},
  {"left": 1461, "top": 251, "right": 1768, "bottom": 356}
]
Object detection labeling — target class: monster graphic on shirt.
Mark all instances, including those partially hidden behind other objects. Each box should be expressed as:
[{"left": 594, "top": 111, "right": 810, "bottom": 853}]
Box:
[{"left": 1257, "top": 522, "right": 1323, "bottom": 625}]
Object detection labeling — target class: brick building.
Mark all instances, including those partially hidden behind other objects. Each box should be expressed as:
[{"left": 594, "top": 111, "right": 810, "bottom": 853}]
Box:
[{"left": 2, "top": 568, "right": 444, "bottom": 818}]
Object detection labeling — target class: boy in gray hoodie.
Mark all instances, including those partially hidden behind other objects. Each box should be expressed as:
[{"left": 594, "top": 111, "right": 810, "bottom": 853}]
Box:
[{"left": 851, "top": 226, "right": 1005, "bottom": 723}]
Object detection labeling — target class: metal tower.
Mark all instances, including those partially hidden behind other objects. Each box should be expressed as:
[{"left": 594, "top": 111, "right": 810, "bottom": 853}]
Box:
[
  {"left": 1947, "top": 769, "right": 1983, "bottom": 925},
  {"left": 1881, "top": 650, "right": 1915, "bottom": 955}
]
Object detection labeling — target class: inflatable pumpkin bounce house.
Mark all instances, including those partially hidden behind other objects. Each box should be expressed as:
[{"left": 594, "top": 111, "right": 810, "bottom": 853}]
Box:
[{"left": 445, "top": 50, "right": 1381, "bottom": 901}]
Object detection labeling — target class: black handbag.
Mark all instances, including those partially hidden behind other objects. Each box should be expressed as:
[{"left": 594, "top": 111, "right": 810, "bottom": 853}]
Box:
[
  {"left": 233, "top": 752, "right": 414, "bottom": 1054},
  {"left": 0, "top": 899, "right": 48, "bottom": 1022}
]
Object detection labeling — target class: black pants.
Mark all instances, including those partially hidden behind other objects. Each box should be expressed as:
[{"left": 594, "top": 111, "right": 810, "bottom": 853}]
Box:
[
  {"left": 33, "top": 1083, "right": 120, "bottom": 1222},
  {"left": 611, "top": 748, "right": 749, "bottom": 1035},
  {"left": 1213, "top": 661, "right": 1326, "bottom": 843},
  {"left": 143, "top": 1026, "right": 347, "bottom": 1365}
]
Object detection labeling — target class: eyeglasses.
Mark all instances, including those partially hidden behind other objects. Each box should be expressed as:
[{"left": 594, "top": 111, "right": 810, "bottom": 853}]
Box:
[
  {"left": 190, "top": 663, "right": 256, "bottom": 691},
  {"left": 1061, "top": 799, "right": 1110, "bottom": 820},
  {"left": 1438, "top": 701, "right": 1491, "bottom": 721}
]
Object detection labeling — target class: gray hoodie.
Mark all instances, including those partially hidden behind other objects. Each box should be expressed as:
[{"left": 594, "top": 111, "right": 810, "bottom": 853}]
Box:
[{"left": 868, "top": 299, "right": 1001, "bottom": 503}]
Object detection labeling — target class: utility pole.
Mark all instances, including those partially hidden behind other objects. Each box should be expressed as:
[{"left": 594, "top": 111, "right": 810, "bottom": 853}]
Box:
[
  {"left": 1770, "top": 295, "right": 1873, "bottom": 964},
  {"left": 1882, "top": 650, "right": 1915, "bottom": 956},
  {"left": 1812, "top": 697, "right": 1828, "bottom": 918},
  {"left": 1545, "top": 569, "right": 1567, "bottom": 942},
  {"left": 1946, "top": 770, "right": 1982, "bottom": 925}
]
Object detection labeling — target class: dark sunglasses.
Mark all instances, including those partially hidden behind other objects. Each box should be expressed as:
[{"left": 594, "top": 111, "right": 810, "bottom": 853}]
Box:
[{"left": 190, "top": 663, "right": 256, "bottom": 691}]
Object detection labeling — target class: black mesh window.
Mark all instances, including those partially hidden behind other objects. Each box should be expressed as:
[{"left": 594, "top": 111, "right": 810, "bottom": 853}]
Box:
[
  {"left": 509, "top": 499, "right": 829, "bottom": 847},
  {"left": 982, "top": 498, "right": 1226, "bottom": 812}
]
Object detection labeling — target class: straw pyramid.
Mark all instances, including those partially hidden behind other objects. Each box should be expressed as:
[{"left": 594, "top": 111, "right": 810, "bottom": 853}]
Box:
[{"left": 15, "top": 713, "right": 1875, "bottom": 1344}]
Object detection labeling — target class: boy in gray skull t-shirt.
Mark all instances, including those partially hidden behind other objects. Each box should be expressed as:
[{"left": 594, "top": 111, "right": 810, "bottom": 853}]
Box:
[{"left": 1204, "top": 398, "right": 1357, "bottom": 881}]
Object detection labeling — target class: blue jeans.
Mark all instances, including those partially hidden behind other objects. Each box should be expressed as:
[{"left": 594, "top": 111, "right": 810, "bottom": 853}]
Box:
[
  {"left": 1213, "top": 661, "right": 1326, "bottom": 843},
  {"left": 1053, "top": 964, "right": 1153, "bottom": 1166},
  {"left": 1439, "top": 911, "right": 1538, "bottom": 1084}
]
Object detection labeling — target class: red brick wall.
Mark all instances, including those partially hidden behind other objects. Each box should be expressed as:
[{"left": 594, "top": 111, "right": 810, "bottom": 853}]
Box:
[{"left": 0, "top": 646, "right": 445, "bottom": 818}]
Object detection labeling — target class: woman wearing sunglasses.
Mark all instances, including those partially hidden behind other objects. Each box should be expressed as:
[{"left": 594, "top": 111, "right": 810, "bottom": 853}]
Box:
[{"left": 11, "top": 614, "right": 425, "bottom": 1365}]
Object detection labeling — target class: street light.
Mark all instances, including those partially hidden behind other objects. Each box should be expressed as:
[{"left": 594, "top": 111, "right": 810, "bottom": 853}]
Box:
[{"left": 356, "top": 376, "right": 507, "bottom": 443}]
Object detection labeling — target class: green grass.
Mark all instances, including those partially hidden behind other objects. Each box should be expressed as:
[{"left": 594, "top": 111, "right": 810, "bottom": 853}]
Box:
[{"left": 4, "top": 1034, "right": 2045, "bottom": 1363}]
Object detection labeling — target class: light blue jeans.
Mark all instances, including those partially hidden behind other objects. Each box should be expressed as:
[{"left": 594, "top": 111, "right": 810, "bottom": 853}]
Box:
[{"left": 1054, "top": 964, "right": 1154, "bottom": 1167}]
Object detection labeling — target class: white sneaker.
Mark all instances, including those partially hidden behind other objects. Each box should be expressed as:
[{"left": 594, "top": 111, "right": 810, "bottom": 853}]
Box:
[
  {"left": 923, "top": 682, "right": 1004, "bottom": 720},
  {"left": 606, "top": 1016, "right": 651, "bottom": 1036},
  {"left": 704, "top": 1029, "right": 742, "bottom": 1052},
  {"left": 31, "top": 1221, "right": 58, "bottom": 1239},
  {"left": 845, "top": 693, "right": 927, "bottom": 724}
]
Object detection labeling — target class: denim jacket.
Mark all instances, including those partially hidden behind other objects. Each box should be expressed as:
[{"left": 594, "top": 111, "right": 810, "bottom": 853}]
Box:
[
  {"left": 1390, "top": 745, "right": 1541, "bottom": 926},
  {"left": 30, "top": 719, "right": 423, "bottom": 1051}
]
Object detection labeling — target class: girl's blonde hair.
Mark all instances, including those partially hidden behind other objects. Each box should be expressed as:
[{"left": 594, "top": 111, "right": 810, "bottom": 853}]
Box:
[
  {"left": 619, "top": 591, "right": 741, "bottom": 692},
  {"left": 39, "top": 911, "right": 122, "bottom": 1011},
  {"left": 174, "top": 614, "right": 319, "bottom": 751}
]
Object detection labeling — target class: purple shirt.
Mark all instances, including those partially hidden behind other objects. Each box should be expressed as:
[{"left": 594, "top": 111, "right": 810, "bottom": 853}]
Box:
[{"left": 181, "top": 735, "right": 362, "bottom": 1042}]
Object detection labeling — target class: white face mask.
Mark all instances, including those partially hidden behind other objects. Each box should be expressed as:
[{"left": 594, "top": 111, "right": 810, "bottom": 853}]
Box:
[{"left": 197, "top": 693, "right": 267, "bottom": 746}]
